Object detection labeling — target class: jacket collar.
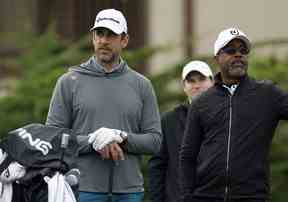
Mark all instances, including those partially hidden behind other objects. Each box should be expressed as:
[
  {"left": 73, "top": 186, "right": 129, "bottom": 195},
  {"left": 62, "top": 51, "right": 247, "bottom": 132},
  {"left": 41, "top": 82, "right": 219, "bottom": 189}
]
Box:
[{"left": 214, "top": 72, "right": 257, "bottom": 94}]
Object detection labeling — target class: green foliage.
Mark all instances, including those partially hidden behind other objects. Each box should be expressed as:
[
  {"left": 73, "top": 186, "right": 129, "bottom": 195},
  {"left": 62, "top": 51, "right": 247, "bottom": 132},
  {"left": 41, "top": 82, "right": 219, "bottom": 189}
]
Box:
[
  {"left": 0, "top": 31, "right": 172, "bottom": 138},
  {"left": 1, "top": 31, "right": 288, "bottom": 201},
  {"left": 0, "top": 30, "right": 91, "bottom": 138}
]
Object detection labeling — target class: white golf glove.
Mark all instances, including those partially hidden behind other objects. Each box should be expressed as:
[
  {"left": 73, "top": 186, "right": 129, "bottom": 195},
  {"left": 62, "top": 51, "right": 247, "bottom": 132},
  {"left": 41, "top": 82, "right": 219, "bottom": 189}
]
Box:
[{"left": 88, "top": 127, "right": 125, "bottom": 151}]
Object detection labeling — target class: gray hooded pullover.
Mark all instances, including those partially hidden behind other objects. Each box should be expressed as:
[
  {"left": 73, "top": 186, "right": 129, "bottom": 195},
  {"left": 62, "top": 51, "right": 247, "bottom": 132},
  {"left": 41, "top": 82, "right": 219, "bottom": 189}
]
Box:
[{"left": 46, "top": 56, "right": 162, "bottom": 193}]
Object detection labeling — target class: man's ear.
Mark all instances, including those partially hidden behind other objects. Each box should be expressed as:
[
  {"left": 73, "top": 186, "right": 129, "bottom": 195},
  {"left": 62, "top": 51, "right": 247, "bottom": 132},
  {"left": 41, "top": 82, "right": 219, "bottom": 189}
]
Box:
[
  {"left": 92, "top": 32, "right": 96, "bottom": 45},
  {"left": 181, "top": 80, "right": 186, "bottom": 87},
  {"left": 214, "top": 55, "right": 219, "bottom": 64},
  {"left": 182, "top": 80, "right": 188, "bottom": 93},
  {"left": 121, "top": 34, "right": 129, "bottom": 48}
]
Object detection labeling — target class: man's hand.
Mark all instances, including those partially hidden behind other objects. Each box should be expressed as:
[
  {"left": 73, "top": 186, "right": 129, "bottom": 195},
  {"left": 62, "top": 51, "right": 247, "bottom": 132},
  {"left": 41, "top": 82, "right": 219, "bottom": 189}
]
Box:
[
  {"left": 88, "top": 127, "right": 125, "bottom": 150},
  {"left": 98, "top": 143, "right": 125, "bottom": 161}
]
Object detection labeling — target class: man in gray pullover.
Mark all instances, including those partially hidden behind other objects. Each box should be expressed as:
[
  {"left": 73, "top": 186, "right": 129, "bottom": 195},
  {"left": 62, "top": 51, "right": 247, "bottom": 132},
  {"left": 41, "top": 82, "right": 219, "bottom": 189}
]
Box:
[{"left": 46, "top": 8, "right": 162, "bottom": 202}]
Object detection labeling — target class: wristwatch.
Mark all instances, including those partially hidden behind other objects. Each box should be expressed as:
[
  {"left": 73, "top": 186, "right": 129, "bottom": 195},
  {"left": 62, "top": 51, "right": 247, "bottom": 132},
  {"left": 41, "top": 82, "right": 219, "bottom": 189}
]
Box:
[{"left": 119, "top": 131, "right": 128, "bottom": 141}]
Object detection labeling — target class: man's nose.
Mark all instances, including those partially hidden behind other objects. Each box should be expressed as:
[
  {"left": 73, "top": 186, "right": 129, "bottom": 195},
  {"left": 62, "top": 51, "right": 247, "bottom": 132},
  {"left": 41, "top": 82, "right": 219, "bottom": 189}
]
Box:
[
  {"left": 234, "top": 50, "right": 244, "bottom": 58},
  {"left": 98, "top": 35, "right": 110, "bottom": 43},
  {"left": 192, "top": 83, "right": 201, "bottom": 90}
]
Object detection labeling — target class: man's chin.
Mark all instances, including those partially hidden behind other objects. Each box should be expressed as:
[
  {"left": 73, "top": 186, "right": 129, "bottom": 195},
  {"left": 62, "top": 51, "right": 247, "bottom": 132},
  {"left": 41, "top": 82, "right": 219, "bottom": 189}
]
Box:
[
  {"left": 190, "top": 93, "right": 201, "bottom": 102},
  {"left": 230, "top": 68, "right": 247, "bottom": 78},
  {"left": 98, "top": 56, "right": 113, "bottom": 64}
]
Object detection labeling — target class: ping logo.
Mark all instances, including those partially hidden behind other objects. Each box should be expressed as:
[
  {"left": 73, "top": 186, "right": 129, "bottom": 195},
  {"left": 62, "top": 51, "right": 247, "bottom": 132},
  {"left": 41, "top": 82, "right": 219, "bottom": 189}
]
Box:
[
  {"left": 230, "top": 29, "right": 240, "bottom": 35},
  {"left": 15, "top": 128, "right": 53, "bottom": 155}
]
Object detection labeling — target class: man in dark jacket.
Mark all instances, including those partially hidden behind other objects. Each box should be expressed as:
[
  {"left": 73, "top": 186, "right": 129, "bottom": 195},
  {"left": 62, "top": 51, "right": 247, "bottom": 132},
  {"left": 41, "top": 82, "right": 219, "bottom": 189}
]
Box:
[
  {"left": 179, "top": 27, "right": 288, "bottom": 202},
  {"left": 148, "top": 61, "right": 214, "bottom": 202}
]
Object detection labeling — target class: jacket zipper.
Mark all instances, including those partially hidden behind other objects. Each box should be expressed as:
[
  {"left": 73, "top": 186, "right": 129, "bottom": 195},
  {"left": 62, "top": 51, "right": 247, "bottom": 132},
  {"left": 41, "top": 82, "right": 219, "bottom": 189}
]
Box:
[{"left": 224, "top": 95, "right": 233, "bottom": 202}]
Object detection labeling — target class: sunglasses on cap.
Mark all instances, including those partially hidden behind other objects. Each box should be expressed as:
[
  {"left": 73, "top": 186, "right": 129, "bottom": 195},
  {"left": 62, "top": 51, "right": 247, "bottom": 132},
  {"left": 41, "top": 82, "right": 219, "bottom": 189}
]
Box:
[{"left": 221, "top": 46, "right": 249, "bottom": 55}]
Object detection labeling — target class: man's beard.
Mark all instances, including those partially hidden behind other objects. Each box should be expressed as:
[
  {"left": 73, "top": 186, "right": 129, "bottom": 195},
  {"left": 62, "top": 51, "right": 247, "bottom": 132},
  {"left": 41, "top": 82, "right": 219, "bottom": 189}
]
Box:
[
  {"left": 98, "top": 53, "right": 118, "bottom": 65},
  {"left": 225, "top": 61, "right": 248, "bottom": 80}
]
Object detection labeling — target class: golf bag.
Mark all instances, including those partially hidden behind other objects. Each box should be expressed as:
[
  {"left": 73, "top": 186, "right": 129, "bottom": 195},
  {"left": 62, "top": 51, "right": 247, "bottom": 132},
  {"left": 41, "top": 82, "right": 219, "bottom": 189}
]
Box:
[{"left": 0, "top": 123, "right": 81, "bottom": 202}]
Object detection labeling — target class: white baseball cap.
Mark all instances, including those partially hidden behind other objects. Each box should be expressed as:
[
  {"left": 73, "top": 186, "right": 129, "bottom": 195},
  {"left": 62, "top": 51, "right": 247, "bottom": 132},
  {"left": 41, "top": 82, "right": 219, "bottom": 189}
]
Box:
[
  {"left": 90, "top": 9, "right": 128, "bottom": 35},
  {"left": 182, "top": 60, "right": 213, "bottom": 81},
  {"left": 214, "top": 27, "right": 251, "bottom": 56}
]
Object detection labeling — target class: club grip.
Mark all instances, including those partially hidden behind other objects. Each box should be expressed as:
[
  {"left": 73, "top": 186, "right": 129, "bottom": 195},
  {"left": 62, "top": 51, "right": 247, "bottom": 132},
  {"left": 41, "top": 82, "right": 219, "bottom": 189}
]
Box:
[{"left": 61, "top": 133, "right": 70, "bottom": 149}]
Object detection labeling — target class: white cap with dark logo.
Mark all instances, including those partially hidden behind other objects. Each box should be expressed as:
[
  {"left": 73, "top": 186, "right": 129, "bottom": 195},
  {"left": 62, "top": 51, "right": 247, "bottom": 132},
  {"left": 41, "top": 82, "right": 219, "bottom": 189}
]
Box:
[
  {"left": 182, "top": 60, "right": 213, "bottom": 81},
  {"left": 90, "top": 9, "right": 128, "bottom": 35},
  {"left": 214, "top": 27, "right": 251, "bottom": 56}
]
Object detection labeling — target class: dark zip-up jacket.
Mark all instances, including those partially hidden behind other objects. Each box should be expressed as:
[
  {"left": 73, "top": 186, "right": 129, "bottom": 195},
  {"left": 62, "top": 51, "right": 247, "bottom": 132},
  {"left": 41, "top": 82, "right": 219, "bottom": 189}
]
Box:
[
  {"left": 179, "top": 74, "right": 288, "bottom": 201},
  {"left": 148, "top": 104, "right": 189, "bottom": 202}
]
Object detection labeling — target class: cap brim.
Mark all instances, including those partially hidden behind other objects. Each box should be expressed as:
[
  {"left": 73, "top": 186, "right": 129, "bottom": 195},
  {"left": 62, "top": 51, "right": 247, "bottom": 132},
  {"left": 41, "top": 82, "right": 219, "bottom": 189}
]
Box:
[
  {"left": 182, "top": 68, "right": 212, "bottom": 80},
  {"left": 90, "top": 21, "right": 123, "bottom": 35},
  {"left": 224, "top": 36, "right": 251, "bottom": 51}
]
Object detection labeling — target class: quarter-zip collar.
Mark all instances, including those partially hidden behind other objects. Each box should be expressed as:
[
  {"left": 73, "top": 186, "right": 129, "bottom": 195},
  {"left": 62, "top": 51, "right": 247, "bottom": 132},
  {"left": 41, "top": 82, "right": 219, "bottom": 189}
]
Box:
[{"left": 70, "top": 56, "right": 129, "bottom": 77}]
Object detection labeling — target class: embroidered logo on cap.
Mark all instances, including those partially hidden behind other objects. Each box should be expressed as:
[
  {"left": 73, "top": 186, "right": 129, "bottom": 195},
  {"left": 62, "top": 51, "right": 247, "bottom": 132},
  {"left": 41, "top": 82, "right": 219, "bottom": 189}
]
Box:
[
  {"left": 96, "top": 17, "right": 120, "bottom": 24},
  {"left": 230, "top": 29, "right": 240, "bottom": 35}
]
